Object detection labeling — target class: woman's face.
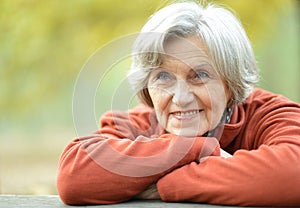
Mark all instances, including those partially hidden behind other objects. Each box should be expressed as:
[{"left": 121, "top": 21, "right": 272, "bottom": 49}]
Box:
[{"left": 147, "top": 36, "right": 231, "bottom": 137}]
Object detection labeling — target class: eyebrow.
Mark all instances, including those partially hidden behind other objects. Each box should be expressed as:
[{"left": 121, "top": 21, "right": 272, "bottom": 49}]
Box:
[
  {"left": 190, "top": 63, "right": 214, "bottom": 72},
  {"left": 155, "top": 62, "right": 215, "bottom": 75}
]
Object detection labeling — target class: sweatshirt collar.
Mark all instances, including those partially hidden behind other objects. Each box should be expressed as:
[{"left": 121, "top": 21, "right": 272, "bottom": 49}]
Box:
[{"left": 219, "top": 105, "right": 245, "bottom": 149}]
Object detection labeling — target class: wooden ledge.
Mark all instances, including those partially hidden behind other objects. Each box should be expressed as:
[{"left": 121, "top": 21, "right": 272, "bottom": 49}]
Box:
[{"left": 0, "top": 195, "right": 267, "bottom": 207}]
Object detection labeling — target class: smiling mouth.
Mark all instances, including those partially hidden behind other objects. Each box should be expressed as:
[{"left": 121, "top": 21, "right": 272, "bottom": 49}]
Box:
[{"left": 171, "top": 110, "right": 202, "bottom": 120}]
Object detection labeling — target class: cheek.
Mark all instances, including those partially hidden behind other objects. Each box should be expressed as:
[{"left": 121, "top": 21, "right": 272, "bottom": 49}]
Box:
[
  {"left": 195, "top": 83, "right": 228, "bottom": 123},
  {"left": 148, "top": 88, "right": 172, "bottom": 128},
  {"left": 211, "top": 86, "right": 228, "bottom": 108},
  {"left": 148, "top": 87, "right": 171, "bottom": 111}
]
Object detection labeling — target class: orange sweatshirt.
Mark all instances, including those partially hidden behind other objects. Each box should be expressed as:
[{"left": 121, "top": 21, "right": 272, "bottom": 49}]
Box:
[{"left": 57, "top": 88, "right": 300, "bottom": 206}]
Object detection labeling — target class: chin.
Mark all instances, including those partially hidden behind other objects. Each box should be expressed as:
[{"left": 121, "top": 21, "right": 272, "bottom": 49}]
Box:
[{"left": 169, "top": 128, "right": 206, "bottom": 138}]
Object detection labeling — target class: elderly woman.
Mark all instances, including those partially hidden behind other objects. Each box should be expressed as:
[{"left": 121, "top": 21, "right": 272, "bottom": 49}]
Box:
[{"left": 57, "top": 1, "right": 300, "bottom": 206}]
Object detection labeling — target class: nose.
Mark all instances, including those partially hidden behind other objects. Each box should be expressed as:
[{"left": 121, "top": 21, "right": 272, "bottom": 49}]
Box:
[{"left": 172, "top": 80, "right": 194, "bottom": 106}]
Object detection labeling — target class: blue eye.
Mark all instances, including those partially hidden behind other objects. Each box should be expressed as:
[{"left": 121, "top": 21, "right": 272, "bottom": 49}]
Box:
[
  {"left": 156, "top": 71, "right": 170, "bottom": 81},
  {"left": 195, "top": 71, "right": 209, "bottom": 79}
]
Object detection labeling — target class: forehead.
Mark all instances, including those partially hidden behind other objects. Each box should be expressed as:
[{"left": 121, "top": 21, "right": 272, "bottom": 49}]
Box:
[
  {"left": 163, "top": 35, "right": 210, "bottom": 63},
  {"left": 160, "top": 36, "right": 213, "bottom": 74}
]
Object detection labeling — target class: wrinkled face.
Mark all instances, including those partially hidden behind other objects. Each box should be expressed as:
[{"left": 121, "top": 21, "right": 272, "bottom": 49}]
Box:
[{"left": 147, "top": 36, "right": 231, "bottom": 137}]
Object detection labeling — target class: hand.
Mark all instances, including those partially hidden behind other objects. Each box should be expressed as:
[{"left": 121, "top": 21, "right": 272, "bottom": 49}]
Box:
[{"left": 135, "top": 184, "right": 161, "bottom": 200}]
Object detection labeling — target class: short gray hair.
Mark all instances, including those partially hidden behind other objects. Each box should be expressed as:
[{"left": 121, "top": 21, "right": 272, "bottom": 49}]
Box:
[{"left": 127, "top": 1, "right": 259, "bottom": 107}]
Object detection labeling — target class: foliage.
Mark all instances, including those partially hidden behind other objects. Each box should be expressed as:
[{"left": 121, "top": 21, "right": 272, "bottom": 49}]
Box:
[{"left": 0, "top": 0, "right": 298, "bottom": 132}]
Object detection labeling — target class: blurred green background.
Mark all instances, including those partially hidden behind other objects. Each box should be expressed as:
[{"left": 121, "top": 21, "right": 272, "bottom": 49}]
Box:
[{"left": 0, "top": 0, "right": 299, "bottom": 195}]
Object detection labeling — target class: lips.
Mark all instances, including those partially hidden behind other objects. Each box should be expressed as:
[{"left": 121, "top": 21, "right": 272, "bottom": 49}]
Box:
[{"left": 171, "top": 110, "right": 202, "bottom": 120}]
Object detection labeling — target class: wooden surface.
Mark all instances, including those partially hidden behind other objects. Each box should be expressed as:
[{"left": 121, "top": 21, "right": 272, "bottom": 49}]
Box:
[{"left": 0, "top": 195, "right": 263, "bottom": 208}]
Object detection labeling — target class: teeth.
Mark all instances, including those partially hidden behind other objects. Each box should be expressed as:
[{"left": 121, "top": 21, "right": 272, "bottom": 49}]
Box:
[{"left": 173, "top": 110, "right": 199, "bottom": 117}]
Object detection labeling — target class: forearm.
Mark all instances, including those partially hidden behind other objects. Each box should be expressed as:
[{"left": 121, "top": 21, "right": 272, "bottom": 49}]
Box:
[
  {"left": 57, "top": 139, "right": 143, "bottom": 205},
  {"left": 57, "top": 134, "right": 220, "bottom": 205},
  {"left": 135, "top": 148, "right": 232, "bottom": 201},
  {"left": 157, "top": 144, "right": 300, "bottom": 206}
]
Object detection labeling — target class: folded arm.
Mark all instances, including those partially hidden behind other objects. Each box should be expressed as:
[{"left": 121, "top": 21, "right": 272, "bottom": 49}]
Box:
[
  {"left": 157, "top": 105, "right": 300, "bottom": 206},
  {"left": 57, "top": 107, "right": 220, "bottom": 205}
]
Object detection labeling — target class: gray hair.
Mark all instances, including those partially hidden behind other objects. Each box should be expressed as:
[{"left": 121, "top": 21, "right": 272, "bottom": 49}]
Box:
[{"left": 127, "top": 1, "right": 259, "bottom": 107}]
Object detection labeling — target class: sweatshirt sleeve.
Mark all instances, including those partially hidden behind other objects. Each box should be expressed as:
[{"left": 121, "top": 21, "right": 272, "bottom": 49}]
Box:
[
  {"left": 56, "top": 106, "right": 220, "bottom": 205},
  {"left": 157, "top": 100, "right": 300, "bottom": 206}
]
